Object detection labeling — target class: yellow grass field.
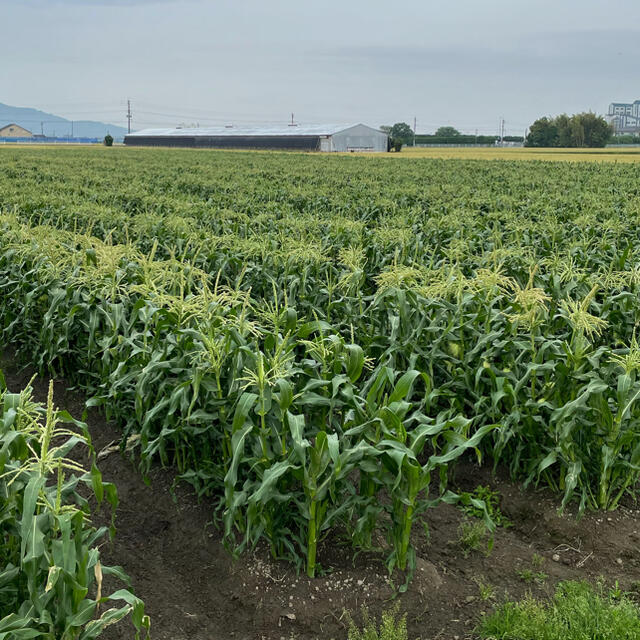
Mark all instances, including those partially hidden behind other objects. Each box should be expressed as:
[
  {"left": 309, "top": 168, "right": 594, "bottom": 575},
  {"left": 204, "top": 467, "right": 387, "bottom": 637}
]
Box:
[
  {"left": 4, "top": 143, "right": 640, "bottom": 162},
  {"left": 394, "top": 146, "right": 640, "bottom": 162}
]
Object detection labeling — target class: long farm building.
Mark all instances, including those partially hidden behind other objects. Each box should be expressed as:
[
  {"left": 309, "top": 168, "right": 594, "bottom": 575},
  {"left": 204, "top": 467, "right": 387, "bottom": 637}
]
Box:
[{"left": 124, "top": 123, "right": 389, "bottom": 152}]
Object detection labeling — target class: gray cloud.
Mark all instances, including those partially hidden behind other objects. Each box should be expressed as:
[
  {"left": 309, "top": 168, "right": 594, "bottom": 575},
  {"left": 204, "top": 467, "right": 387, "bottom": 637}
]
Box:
[
  {"left": 3, "top": 2, "right": 640, "bottom": 134},
  {"left": 17, "top": 0, "right": 180, "bottom": 5},
  {"left": 320, "top": 29, "right": 640, "bottom": 75}
]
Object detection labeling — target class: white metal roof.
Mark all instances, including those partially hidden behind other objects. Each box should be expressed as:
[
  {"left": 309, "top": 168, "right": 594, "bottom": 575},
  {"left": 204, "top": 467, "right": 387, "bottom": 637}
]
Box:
[{"left": 127, "top": 123, "right": 382, "bottom": 137}]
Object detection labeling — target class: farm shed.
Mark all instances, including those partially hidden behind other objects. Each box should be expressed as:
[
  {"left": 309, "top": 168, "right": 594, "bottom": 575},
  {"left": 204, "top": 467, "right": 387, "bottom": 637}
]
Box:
[
  {"left": 124, "top": 124, "right": 388, "bottom": 152},
  {"left": 0, "top": 123, "right": 33, "bottom": 138}
]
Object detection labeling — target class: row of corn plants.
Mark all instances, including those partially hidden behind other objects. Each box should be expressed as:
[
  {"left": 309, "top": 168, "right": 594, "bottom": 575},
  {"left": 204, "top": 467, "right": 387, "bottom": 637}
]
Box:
[
  {"left": 2, "top": 148, "right": 640, "bottom": 575},
  {"left": 0, "top": 215, "right": 490, "bottom": 578},
  {"left": 0, "top": 369, "right": 149, "bottom": 638},
  {"left": 367, "top": 267, "right": 640, "bottom": 511}
]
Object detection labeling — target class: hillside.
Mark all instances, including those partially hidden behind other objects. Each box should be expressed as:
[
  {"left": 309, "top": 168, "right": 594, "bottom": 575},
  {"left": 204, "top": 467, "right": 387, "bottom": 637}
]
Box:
[{"left": 0, "top": 102, "right": 127, "bottom": 138}]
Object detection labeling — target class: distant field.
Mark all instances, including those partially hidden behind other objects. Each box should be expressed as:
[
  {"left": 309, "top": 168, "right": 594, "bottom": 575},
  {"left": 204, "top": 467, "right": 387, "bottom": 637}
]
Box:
[
  {"left": 395, "top": 145, "right": 640, "bottom": 162},
  {"left": 6, "top": 143, "right": 640, "bottom": 161}
]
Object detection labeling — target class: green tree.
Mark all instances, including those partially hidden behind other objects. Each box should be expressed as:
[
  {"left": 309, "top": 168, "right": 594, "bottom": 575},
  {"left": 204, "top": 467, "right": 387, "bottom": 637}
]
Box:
[
  {"left": 578, "top": 112, "right": 612, "bottom": 147},
  {"left": 570, "top": 116, "right": 585, "bottom": 147},
  {"left": 555, "top": 114, "right": 572, "bottom": 147},
  {"left": 389, "top": 122, "right": 414, "bottom": 150},
  {"left": 525, "top": 117, "right": 558, "bottom": 147},
  {"left": 435, "top": 126, "right": 461, "bottom": 137}
]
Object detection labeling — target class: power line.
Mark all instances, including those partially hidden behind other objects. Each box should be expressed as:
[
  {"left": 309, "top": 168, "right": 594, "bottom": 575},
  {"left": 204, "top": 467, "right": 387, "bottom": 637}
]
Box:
[
  {"left": 3, "top": 98, "right": 533, "bottom": 135},
  {"left": 135, "top": 100, "right": 288, "bottom": 119},
  {"left": 135, "top": 109, "right": 297, "bottom": 125}
]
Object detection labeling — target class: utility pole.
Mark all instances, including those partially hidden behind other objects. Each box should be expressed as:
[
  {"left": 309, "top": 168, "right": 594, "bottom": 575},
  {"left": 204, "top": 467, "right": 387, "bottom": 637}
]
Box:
[
  {"left": 71, "top": 120, "right": 73, "bottom": 138},
  {"left": 413, "top": 116, "right": 416, "bottom": 146},
  {"left": 40, "top": 121, "right": 44, "bottom": 136},
  {"left": 289, "top": 112, "right": 295, "bottom": 126},
  {"left": 127, "top": 99, "right": 132, "bottom": 134}
]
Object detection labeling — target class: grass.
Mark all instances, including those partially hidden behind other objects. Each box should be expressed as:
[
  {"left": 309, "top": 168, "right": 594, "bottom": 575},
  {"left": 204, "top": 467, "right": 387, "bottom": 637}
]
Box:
[
  {"left": 473, "top": 577, "right": 497, "bottom": 602},
  {"left": 395, "top": 146, "right": 640, "bottom": 162},
  {"left": 477, "top": 580, "right": 640, "bottom": 639},
  {"left": 458, "top": 519, "right": 494, "bottom": 558},
  {"left": 7, "top": 144, "right": 640, "bottom": 163},
  {"left": 516, "top": 553, "right": 548, "bottom": 585},
  {"left": 517, "top": 569, "right": 548, "bottom": 585},
  {"left": 346, "top": 605, "right": 407, "bottom": 640},
  {"left": 532, "top": 553, "right": 545, "bottom": 569}
]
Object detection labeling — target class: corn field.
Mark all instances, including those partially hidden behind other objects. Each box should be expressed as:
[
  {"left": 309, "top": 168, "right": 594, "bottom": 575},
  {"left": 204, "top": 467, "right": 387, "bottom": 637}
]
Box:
[{"left": 1, "top": 147, "right": 640, "bottom": 578}]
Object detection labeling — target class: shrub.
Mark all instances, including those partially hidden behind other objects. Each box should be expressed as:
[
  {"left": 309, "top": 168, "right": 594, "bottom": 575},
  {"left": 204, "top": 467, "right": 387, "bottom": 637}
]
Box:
[{"left": 478, "top": 580, "right": 640, "bottom": 639}]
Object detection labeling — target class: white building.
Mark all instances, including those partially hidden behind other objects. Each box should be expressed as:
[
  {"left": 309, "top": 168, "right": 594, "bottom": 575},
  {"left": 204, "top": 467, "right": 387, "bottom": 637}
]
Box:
[
  {"left": 125, "top": 123, "right": 389, "bottom": 152},
  {"left": 607, "top": 101, "right": 640, "bottom": 134}
]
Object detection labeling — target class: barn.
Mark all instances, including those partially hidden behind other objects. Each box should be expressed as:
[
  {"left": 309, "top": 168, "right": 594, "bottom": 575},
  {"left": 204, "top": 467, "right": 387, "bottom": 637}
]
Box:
[
  {"left": 0, "top": 123, "right": 33, "bottom": 138},
  {"left": 124, "top": 124, "right": 388, "bottom": 152}
]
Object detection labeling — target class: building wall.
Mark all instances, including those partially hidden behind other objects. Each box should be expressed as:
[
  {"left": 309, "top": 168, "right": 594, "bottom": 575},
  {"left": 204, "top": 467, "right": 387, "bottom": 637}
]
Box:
[
  {"left": 125, "top": 125, "right": 389, "bottom": 152},
  {"left": 0, "top": 124, "right": 33, "bottom": 138},
  {"left": 607, "top": 102, "right": 640, "bottom": 133},
  {"left": 330, "top": 124, "right": 388, "bottom": 152},
  {"left": 125, "top": 135, "right": 322, "bottom": 150}
]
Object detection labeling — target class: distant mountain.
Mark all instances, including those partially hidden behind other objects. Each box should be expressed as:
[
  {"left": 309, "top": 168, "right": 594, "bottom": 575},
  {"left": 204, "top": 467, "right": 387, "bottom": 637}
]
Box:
[{"left": 0, "top": 102, "right": 127, "bottom": 139}]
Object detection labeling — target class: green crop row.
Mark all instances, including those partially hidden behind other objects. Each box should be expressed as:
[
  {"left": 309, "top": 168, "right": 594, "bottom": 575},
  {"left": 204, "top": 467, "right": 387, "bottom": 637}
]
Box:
[
  {"left": 2, "top": 148, "right": 640, "bottom": 578},
  {"left": 0, "top": 215, "right": 491, "bottom": 578}
]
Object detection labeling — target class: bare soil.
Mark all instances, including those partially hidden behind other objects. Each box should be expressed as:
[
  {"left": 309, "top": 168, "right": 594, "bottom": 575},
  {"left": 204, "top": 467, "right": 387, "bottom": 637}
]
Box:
[{"left": 3, "top": 350, "right": 640, "bottom": 640}]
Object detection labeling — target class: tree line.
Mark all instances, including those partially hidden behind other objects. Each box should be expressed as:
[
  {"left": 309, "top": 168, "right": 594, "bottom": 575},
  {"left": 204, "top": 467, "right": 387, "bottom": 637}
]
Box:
[
  {"left": 381, "top": 115, "right": 615, "bottom": 150},
  {"left": 415, "top": 134, "right": 523, "bottom": 145},
  {"left": 380, "top": 124, "right": 524, "bottom": 150},
  {"left": 525, "top": 113, "right": 612, "bottom": 148}
]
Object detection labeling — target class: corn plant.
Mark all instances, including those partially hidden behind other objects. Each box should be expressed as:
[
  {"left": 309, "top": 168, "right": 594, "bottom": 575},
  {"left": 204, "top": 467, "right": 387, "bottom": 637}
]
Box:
[{"left": 0, "top": 373, "right": 149, "bottom": 639}]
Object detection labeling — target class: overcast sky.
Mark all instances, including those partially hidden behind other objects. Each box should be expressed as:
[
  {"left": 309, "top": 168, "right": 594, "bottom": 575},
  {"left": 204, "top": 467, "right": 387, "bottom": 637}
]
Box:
[{"left": 2, "top": 0, "right": 639, "bottom": 135}]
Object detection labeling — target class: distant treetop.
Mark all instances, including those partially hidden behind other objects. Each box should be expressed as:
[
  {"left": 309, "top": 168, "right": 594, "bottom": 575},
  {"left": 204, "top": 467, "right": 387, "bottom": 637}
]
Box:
[
  {"left": 389, "top": 122, "right": 414, "bottom": 143},
  {"left": 435, "top": 126, "right": 461, "bottom": 137},
  {"left": 379, "top": 122, "right": 414, "bottom": 151}
]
